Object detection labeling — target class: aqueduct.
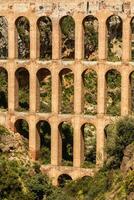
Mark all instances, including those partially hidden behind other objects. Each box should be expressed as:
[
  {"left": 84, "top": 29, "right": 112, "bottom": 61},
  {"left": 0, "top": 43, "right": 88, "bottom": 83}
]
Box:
[{"left": 0, "top": 0, "right": 134, "bottom": 185}]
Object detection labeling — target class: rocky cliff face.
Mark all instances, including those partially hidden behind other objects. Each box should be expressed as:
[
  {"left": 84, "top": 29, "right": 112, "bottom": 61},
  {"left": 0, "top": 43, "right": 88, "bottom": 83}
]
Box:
[
  {"left": 121, "top": 143, "right": 134, "bottom": 173},
  {"left": 0, "top": 127, "right": 31, "bottom": 166}
]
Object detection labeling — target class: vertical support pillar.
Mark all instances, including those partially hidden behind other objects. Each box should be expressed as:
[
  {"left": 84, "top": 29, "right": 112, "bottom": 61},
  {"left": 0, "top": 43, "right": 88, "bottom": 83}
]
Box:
[
  {"left": 98, "top": 17, "right": 107, "bottom": 61},
  {"left": 52, "top": 18, "right": 60, "bottom": 60},
  {"left": 51, "top": 117, "right": 60, "bottom": 165},
  {"left": 97, "top": 67, "right": 105, "bottom": 115},
  {"left": 73, "top": 116, "right": 81, "bottom": 167},
  {"left": 96, "top": 118, "right": 105, "bottom": 167},
  {"left": 29, "top": 115, "right": 39, "bottom": 160},
  {"left": 8, "top": 62, "right": 15, "bottom": 112},
  {"left": 52, "top": 65, "right": 59, "bottom": 114},
  {"left": 121, "top": 68, "right": 129, "bottom": 116},
  {"left": 74, "top": 63, "right": 82, "bottom": 114},
  {"left": 8, "top": 19, "right": 15, "bottom": 59},
  {"left": 122, "top": 17, "right": 131, "bottom": 63},
  {"left": 74, "top": 13, "right": 83, "bottom": 60},
  {"left": 30, "top": 64, "right": 37, "bottom": 112},
  {"left": 30, "top": 19, "right": 37, "bottom": 60}
]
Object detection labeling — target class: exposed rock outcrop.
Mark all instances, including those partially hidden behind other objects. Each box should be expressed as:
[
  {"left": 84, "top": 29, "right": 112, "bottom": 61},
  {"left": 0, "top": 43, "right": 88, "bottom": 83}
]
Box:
[{"left": 120, "top": 143, "right": 134, "bottom": 173}]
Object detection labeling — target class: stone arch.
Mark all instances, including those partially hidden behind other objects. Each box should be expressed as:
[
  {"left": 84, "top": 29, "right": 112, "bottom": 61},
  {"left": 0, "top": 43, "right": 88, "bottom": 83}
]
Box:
[
  {"left": 81, "top": 123, "right": 96, "bottom": 168},
  {"left": 58, "top": 121, "right": 73, "bottom": 166},
  {"left": 59, "top": 15, "right": 75, "bottom": 60},
  {"left": 14, "top": 118, "right": 29, "bottom": 139},
  {"left": 58, "top": 174, "right": 72, "bottom": 187},
  {"left": 104, "top": 123, "right": 114, "bottom": 161},
  {"left": 105, "top": 69, "right": 121, "bottom": 116},
  {"left": 0, "top": 67, "right": 8, "bottom": 111},
  {"left": 0, "top": 16, "right": 8, "bottom": 59},
  {"left": 36, "top": 120, "right": 51, "bottom": 164},
  {"left": 106, "top": 15, "right": 122, "bottom": 61},
  {"left": 82, "top": 69, "right": 97, "bottom": 115},
  {"left": 130, "top": 17, "right": 134, "bottom": 61},
  {"left": 15, "top": 16, "right": 30, "bottom": 59},
  {"left": 59, "top": 68, "right": 74, "bottom": 114},
  {"left": 82, "top": 15, "right": 98, "bottom": 61},
  {"left": 15, "top": 67, "right": 29, "bottom": 111},
  {"left": 37, "top": 16, "right": 52, "bottom": 60},
  {"left": 36, "top": 68, "right": 51, "bottom": 113}
]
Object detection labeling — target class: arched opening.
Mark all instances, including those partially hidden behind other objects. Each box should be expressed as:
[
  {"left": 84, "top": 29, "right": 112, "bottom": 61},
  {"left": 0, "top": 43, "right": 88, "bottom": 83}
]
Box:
[
  {"left": 83, "top": 15, "right": 98, "bottom": 61},
  {"left": 15, "top": 16, "right": 30, "bottom": 59},
  {"left": 37, "top": 16, "right": 52, "bottom": 60},
  {"left": 36, "top": 120, "right": 51, "bottom": 164},
  {"left": 59, "top": 68, "right": 74, "bottom": 114},
  {"left": 81, "top": 123, "right": 96, "bottom": 168},
  {"left": 60, "top": 15, "right": 75, "bottom": 60},
  {"left": 0, "top": 17, "right": 8, "bottom": 59},
  {"left": 129, "top": 71, "right": 134, "bottom": 114},
  {"left": 15, "top": 68, "right": 29, "bottom": 111},
  {"left": 36, "top": 68, "right": 51, "bottom": 113},
  {"left": 58, "top": 174, "right": 72, "bottom": 187},
  {"left": 104, "top": 124, "right": 114, "bottom": 161},
  {"left": 59, "top": 122, "right": 73, "bottom": 166},
  {"left": 14, "top": 119, "right": 29, "bottom": 151},
  {"left": 0, "top": 67, "right": 8, "bottom": 111},
  {"left": 105, "top": 69, "right": 121, "bottom": 116},
  {"left": 82, "top": 69, "right": 97, "bottom": 115},
  {"left": 106, "top": 15, "right": 122, "bottom": 61},
  {"left": 130, "top": 18, "right": 134, "bottom": 61}
]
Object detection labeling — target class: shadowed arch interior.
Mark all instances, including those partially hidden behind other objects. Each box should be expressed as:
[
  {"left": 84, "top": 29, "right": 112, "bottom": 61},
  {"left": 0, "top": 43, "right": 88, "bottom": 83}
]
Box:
[
  {"left": 36, "top": 120, "right": 51, "bottom": 164},
  {"left": 36, "top": 68, "right": 51, "bottom": 113},
  {"left": 58, "top": 121, "right": 73, "bottom": 166},
  {"left": 15, "top": 16, "right": 30, "bottom": 59},
  {"left": 106, "top": 15, "right": 122, "bottom": 61},
  {"left": 83, "top": 15, "right": 98, "bottom": 61},
  {"left": 81, "top": 123, "right": 96, "bottom": 168},
  {"left": 37, "top": 16, "right": 52, "bottom": 60},
  {"left": 0, "top": 16, "right": 8, "bottom": 59},
  {"left": 59, "top": 68, "right": 74, "bottom": 114},
  {"left": 60, "top": 15, "right": 75, "bottom": 60},
  {"left": 0, "top": 67, "right": 8, "bottom": 110},
  {"left": 15, "top": 67, "right": 29, "bottom": 111},
  {"left": 105, "top": 69, "right": 121, "bottom": 116}
]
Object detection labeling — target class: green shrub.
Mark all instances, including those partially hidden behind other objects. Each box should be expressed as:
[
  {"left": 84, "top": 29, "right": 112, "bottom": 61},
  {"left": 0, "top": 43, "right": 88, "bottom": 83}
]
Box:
[{"left": 105, "top": 117, "right": 134, "bottom": 168}]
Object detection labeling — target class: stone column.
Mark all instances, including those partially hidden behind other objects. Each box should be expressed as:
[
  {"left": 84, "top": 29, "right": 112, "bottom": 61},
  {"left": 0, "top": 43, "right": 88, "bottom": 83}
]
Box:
[
  {"left": 96, "top": 118, "right": 105, "bottom": 167},
  {"left": 121, "top": 68, "right": 129, "bottom": 116},
  {"left": 74, "top": 13, "right": 83, "bottom": 60},
  {"left": 122, "top": 17, "right": 131, "bottom": 63},
  {"left": 98, "top": 17, "right": 107, "bottom": 61},
  {"left": 30, "top": 64, "right": 37, "bottom": 112},
  {"left": 51, "top": 117, "right": 60, "bottom": 165},
  {"left": 8, "top": 62, "right": 16, "bottom": 112},
  {"left": 52, "top": 18, "right": 60, "bottom": 60},
  {"left": 29, "top": 115, "right": 39, "bottom": 160},
  {"left": 52, "top": 65, "right": 59, "bottom": 114},
  {"left": 97, "top": 67, "right": 105, "bottom": 115},
  {"left": 73, "top": 116, "right": 81, "bottom": 167},
  {"left": 8, "top": 19, "right": 15, "bottom": 59},
  {"left": 30, "top": 19, "right": 37, "bottom": 59},
  {"left": 74, "top": 63, "right": 82, "bottom": 114}
]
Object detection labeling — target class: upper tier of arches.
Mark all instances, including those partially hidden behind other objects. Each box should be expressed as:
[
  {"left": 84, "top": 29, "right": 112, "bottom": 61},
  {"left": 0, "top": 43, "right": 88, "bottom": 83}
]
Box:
[{"left": 0, "top": 14, "right": 134, "bottom": 62}]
